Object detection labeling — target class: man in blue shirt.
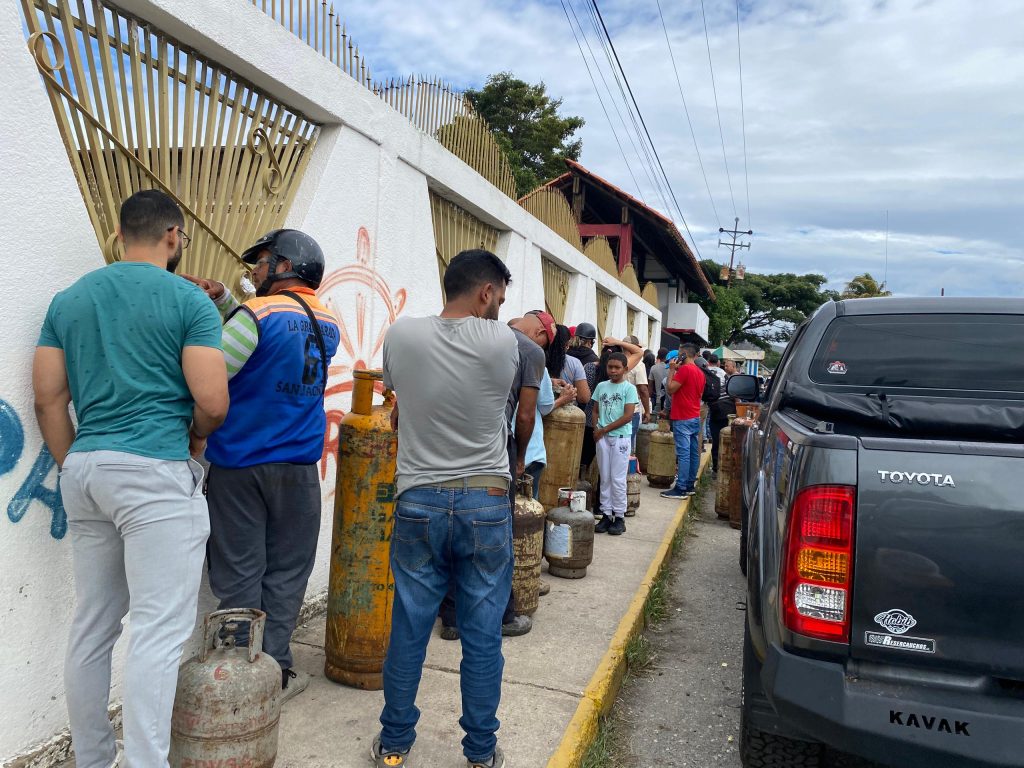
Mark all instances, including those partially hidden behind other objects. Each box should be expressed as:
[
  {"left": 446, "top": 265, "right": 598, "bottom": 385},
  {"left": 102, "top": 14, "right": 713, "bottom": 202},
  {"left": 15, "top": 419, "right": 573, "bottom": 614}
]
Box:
[
  {"left": 33, "top": 190, "right": 228, "bottom": 768},
  {"left": 185, "top": 229, "right": 339, "bottom": 702}
]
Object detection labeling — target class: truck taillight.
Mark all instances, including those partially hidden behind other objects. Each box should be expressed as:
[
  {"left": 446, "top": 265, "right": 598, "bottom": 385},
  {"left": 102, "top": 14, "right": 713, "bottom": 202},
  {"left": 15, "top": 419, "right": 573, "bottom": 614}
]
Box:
[{"left": 782, "top": 485, "right": 856, "bottom": 643}]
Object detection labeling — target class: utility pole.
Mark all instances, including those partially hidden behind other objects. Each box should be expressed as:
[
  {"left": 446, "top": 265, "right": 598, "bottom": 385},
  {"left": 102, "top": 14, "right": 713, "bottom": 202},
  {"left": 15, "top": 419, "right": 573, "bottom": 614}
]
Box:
[{"left": 718, "top": 217, "right": 753, "bottom": 287}]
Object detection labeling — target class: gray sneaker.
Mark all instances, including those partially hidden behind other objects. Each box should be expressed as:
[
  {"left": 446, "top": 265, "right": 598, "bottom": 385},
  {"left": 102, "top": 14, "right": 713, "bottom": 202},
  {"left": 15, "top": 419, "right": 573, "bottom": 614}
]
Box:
[
  {"left": 501, "top": 615, "right": 532, "bottom": 637},
  {"left": 280, "top": 668, "right": 310, "bottom": 705},
  {"left": 468, "top": 746, "right": 506, "bottom": 767},
  {"left": 371, "top": 735, "right": 410, "bottom": 767}
]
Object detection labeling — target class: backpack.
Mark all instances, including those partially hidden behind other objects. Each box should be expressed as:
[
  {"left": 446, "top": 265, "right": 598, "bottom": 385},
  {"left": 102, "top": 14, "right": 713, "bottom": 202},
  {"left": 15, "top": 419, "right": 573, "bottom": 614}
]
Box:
[{"left": 701, "top": 367, "right": 721, "bottom": 404}]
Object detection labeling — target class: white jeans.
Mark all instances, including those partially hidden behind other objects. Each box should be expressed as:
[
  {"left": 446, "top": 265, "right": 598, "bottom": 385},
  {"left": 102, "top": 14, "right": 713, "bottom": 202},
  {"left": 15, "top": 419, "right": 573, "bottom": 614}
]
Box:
[
  {"left": 595, "top": 434, "right": 631, "bottom": 518},
  {"left": 60, "top": 451, "right": 209, "bottom": 768}
]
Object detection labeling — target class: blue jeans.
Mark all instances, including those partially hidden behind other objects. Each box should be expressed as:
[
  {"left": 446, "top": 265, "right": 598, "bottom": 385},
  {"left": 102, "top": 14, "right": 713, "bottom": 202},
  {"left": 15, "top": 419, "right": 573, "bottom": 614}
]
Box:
[
  {"left": 380, "top": 485, "right": 512, "bottom": 761},
  {"left": 524, "top": 461, "right": 545, "bottom": 501},
  {"left": 630, "top": 412, "right": 642, "bottom": 454},
  {"left": 672, "top": 418, "right": 701, "bottom": 492}
]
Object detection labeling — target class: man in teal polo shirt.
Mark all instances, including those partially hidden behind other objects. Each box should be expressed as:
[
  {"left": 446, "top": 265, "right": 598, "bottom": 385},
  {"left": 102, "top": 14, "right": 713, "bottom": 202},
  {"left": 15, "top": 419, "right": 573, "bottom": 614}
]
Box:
[{"left": 33, "top": 189, "right": 228, "bottom": 768}]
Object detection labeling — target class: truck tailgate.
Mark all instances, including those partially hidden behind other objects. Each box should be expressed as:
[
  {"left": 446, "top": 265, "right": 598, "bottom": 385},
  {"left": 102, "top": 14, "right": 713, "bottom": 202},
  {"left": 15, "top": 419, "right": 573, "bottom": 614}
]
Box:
[{"left": 852, "top": 444, "right": 1024, "bottom": 679}]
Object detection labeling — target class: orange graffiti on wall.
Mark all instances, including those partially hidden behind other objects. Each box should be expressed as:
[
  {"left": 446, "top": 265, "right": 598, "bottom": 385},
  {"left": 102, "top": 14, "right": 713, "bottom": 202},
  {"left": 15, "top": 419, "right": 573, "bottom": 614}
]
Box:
[{"left": 316, "top": 227, "right": 407, "bottom": 493}]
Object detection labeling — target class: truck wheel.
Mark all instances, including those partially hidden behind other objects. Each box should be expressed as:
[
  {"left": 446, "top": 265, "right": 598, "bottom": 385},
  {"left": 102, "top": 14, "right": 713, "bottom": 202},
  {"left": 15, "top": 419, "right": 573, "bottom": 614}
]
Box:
[{"left": 740, "top": 624, "right": 823, "bottom": 767}]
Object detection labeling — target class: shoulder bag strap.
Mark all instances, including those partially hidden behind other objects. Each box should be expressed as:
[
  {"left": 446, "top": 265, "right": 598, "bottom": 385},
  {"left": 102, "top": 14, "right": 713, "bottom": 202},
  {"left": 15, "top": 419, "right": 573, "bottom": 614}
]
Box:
[{"left": 280, "top": 290, "right": 329, "bottom": 393}]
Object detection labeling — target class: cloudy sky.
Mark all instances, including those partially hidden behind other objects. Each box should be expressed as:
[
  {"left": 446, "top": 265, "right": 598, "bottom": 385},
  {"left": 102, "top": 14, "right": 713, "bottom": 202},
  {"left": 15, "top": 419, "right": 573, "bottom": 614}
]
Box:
[{"left": 337, "top": 0, "right": 1022, "bottom": 297}]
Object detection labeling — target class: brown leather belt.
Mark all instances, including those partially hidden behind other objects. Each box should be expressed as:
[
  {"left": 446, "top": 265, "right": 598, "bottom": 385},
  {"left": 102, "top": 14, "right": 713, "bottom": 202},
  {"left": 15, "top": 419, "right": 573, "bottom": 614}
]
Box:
[{"left": 427, "top": 475, "right": 510, "bottom": 494}]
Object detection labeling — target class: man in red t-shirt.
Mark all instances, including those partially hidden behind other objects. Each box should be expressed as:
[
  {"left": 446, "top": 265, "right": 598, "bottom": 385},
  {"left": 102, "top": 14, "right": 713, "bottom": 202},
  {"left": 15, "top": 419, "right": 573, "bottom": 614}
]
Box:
[{"left": 661, "top": 343, "right": 706, "bottom": 498}]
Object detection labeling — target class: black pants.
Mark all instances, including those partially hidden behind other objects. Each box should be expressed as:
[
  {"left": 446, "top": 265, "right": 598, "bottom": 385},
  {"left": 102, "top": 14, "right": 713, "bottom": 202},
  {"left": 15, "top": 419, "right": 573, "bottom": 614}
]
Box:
[
  {"left": 206, "top": 462, "right": 321, "bottom": 669},
  {"left": 440, "top": 438, "right": 517, "bottom": 628},
  {"left": 580, "top": 425, "right": 596, "bottom": 468},
  {"left": 710, "top": 419, "right": 728, "bottom": 472}
]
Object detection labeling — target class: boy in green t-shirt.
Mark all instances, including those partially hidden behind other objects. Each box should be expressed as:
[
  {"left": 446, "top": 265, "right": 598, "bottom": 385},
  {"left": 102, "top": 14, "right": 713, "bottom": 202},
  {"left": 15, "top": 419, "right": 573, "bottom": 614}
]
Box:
[{"left": 591, "top": 352, "right": 639, "bottom": 535}]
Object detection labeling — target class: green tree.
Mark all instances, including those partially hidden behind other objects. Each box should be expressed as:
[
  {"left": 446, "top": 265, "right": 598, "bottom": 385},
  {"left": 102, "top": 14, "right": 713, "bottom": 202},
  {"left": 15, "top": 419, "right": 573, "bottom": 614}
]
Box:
[
  {"left": 465, "top": 73, "right": 585, "bottom": 197},
  {"left": 841, "top": 272, "right": 892, "bottom": 298},
  {"left": 692, "top": 260, "right": 838, "bottom": 348}
]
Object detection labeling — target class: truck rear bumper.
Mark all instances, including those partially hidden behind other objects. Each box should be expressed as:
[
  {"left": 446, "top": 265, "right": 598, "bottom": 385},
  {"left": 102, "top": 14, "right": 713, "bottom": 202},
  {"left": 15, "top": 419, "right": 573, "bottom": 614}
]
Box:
[{"left": 761, "top": 645, "right": 1024, "bottom": 768}]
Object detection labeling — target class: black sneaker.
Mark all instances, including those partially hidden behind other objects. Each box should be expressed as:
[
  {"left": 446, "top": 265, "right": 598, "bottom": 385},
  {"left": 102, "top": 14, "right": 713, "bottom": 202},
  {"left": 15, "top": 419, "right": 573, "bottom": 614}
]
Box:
[
  {"left": 594, "top": 515, "right": 614, "bottom": 533},
  {"left": 440, "top": 625, "right": 460, "bottom": 641},
  {"left": 609, "top": 517, "right": 626, "bottom": 536}
]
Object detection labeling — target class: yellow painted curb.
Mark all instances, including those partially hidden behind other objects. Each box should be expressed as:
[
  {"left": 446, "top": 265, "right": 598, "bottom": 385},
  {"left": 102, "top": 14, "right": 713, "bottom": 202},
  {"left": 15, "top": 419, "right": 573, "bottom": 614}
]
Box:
[{"left": 546, "top": 450, "right": 712, "bottom": 768}]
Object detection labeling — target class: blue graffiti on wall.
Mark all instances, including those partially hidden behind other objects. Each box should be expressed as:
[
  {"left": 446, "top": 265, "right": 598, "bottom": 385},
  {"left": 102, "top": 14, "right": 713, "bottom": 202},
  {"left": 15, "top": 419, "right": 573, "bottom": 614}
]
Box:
[{"left": 1, "top": 398, "right": 66, "bottom": 539}]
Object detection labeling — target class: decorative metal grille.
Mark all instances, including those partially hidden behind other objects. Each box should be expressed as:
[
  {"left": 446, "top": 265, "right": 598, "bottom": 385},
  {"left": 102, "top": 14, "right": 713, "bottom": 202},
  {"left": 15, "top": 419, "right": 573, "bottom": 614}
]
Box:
[
  {"left": 436, "top": 114, "right": 516, "bottom": 199},
  {"left": 620, "top": 263, "right": 641, "bottom": 294},
  {"left": 519, "top": 187, "right": 584, "bottom": 252},
  {"left": 583, "top": 237, "right": 619, "bottom": 279},
  {"left": 541, "top": 257, "right": 571, "bottom": 324},
  {"left": 642, "top": 282, "right": 659, "bottom": 306},
  {"left": 596, "top": 288, "right": 613, "bottom": 347},
  {"left": 22, "top": 0, "right": 320, "bottom": 292},
  {"left": 627, "top": 306, "right": 639, "bottom": 341},
  {"left": 254, "top": 2, "right": 516, "bottom": 200},
  {"left": 429, "top": 191, "right": 500, "bottom": 294}
]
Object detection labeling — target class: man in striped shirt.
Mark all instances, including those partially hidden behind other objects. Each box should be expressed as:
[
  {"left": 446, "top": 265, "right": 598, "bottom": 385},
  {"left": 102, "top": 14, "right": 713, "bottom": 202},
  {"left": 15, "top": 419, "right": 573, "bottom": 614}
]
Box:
[{"left": 184, "top": 229, "right": 339, "bottom": 701}]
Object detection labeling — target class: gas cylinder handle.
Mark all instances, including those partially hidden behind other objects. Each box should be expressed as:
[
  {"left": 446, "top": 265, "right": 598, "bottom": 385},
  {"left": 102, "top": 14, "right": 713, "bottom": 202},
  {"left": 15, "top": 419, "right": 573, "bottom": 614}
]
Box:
[{"left": 201, "top": 609, "right": 267, "bottom": 664}]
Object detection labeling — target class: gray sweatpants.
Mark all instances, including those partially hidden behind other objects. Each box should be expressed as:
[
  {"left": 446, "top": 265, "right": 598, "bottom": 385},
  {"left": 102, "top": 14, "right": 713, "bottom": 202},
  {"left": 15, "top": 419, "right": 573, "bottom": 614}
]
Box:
[
  {"left": 206, "top": 463, "right": 321, "bottom": 670},
  {"left": 60, "top": 450, "right": 209, "bottom": 768}
]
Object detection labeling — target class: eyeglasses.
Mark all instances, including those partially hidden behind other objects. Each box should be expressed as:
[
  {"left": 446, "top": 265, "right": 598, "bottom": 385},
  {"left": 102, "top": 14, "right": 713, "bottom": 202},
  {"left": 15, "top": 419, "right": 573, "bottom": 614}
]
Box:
[{"left": 168, "top": 226, "right": 191, "bottom": 249}]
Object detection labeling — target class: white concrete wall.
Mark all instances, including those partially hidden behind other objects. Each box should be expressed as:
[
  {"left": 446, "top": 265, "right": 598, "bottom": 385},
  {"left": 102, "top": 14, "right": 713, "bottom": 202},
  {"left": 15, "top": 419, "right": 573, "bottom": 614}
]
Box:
[{"left": 0, "top": 0, "right": 661, "bottom": 760}]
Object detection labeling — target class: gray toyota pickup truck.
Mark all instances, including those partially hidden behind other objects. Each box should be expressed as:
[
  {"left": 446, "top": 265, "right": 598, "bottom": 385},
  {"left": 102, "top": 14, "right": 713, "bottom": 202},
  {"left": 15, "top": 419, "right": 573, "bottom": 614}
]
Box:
[{"left": 728, "top": 297, "right": 1024, "bottom": 767}]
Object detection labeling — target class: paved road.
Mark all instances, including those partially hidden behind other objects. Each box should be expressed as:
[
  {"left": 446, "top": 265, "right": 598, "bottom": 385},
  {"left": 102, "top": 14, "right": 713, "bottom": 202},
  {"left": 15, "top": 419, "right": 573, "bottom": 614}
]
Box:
[
  {"left": 611, "top": 488, "right": 885, "bottom": 768},
  {"left": 611, "top": 488, "right": 746, "bottom": 767}
]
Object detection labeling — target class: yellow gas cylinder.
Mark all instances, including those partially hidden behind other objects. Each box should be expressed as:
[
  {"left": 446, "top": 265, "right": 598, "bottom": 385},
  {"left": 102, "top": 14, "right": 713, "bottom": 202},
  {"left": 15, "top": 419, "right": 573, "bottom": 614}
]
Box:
[
  {"left": 324, "top": 370, "right": 397, "bottom": 690},
  {"left": 539, "top": 391, "right": 585, "bottom": 509},
  {"left": 647, "top": 423, "right": 677, "bottom": 488}
]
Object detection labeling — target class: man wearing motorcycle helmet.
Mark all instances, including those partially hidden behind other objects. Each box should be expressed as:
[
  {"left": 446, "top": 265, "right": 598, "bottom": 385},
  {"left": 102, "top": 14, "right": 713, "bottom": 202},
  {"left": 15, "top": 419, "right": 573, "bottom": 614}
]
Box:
[
  {"left": 183, "top": 229, "right": 339, "bottom": 702},
  {"left": 566, "top": 321, "right": 599, "bottom": 366}
]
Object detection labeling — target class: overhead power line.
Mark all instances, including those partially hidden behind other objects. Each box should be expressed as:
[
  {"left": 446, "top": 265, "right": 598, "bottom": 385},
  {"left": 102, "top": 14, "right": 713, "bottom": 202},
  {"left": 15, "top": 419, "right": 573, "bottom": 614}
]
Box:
[
  {"left": 655, "top": 0, "right": 722, "bottom": 228},
  {"left": 557, "top": 0, "right": 646, "bottom": 202},
  {"left": 735, "top": 0, "right": 751, "bottom": 229},
  {"left": 589, "top": 0, "right": 703, "bottom": 260},
  {"left": 577, "top": 0, "right": 675, "bottom": 217},
  {"left": 700, "top": 0, "right": 738, "bottom": 219}
]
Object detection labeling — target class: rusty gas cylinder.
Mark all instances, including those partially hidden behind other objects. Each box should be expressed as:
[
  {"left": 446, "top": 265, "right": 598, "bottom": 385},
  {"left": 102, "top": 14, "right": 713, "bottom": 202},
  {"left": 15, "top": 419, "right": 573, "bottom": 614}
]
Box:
[
  {"left": 539, "top": 391, "right": 586, "bottom": 509},
  {"left": 716, "top": 419, "right": 734, "bottom": 520},
  {"left": 626, "top": 457, "right": 641, "bottom": 517},
  {"left": 586, "top": 459, "right": 603, "bottom": 520},
  {"left": 512, "top": 475, "right": 546, "bottom": 615},
  {"left": 544, "top": 488, "right": 595, "bottom": 579},
  {"left": 728, "top": 418, "right": 752, "bottom": 530},
  {"left": 170, "top": 610, "right": 281, "bottom": 768},
  {"left": 574, "top": 478, "right": 594, "bottom": 514},
  {"left": 647, "top": 424, "right": 677, "bottom": 488},
  {"left": 325, "top": 370, "right": 397, "bottom": 690},
  {"left": 635, "top": 422, "right": 657, "bottom": 473}
]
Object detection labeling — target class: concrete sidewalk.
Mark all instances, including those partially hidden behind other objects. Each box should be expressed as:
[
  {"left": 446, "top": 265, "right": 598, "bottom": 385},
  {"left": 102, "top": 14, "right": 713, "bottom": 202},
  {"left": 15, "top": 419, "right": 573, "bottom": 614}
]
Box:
[{"left": 275, "top": 453, "right": 709, "bottom": 768}]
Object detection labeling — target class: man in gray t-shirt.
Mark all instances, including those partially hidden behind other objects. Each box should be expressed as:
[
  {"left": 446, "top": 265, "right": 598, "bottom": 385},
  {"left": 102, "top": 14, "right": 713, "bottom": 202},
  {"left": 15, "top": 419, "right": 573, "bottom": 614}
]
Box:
[
  {"left": 384, "top": 316, "right": 517, "bottom": 497},
  {"left": 374, "top": 249, "right": 518, "bottom": 768}
]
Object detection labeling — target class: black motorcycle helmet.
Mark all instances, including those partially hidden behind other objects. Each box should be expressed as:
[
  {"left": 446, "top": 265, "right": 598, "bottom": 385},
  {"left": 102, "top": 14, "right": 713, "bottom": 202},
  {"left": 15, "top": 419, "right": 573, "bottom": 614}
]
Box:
[
  {"left": 575, "top": 322, "right": 597, "bottom": 341},
  {"left": 241, "top": 229, "right": 325, "bottom": 296}
]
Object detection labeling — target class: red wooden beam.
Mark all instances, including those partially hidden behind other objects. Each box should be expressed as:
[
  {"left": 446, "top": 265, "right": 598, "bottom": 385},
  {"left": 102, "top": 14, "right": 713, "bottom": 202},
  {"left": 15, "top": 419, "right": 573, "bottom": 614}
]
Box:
[{"left": 577, "top": 223, "right": 634, "bottom": 273}]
